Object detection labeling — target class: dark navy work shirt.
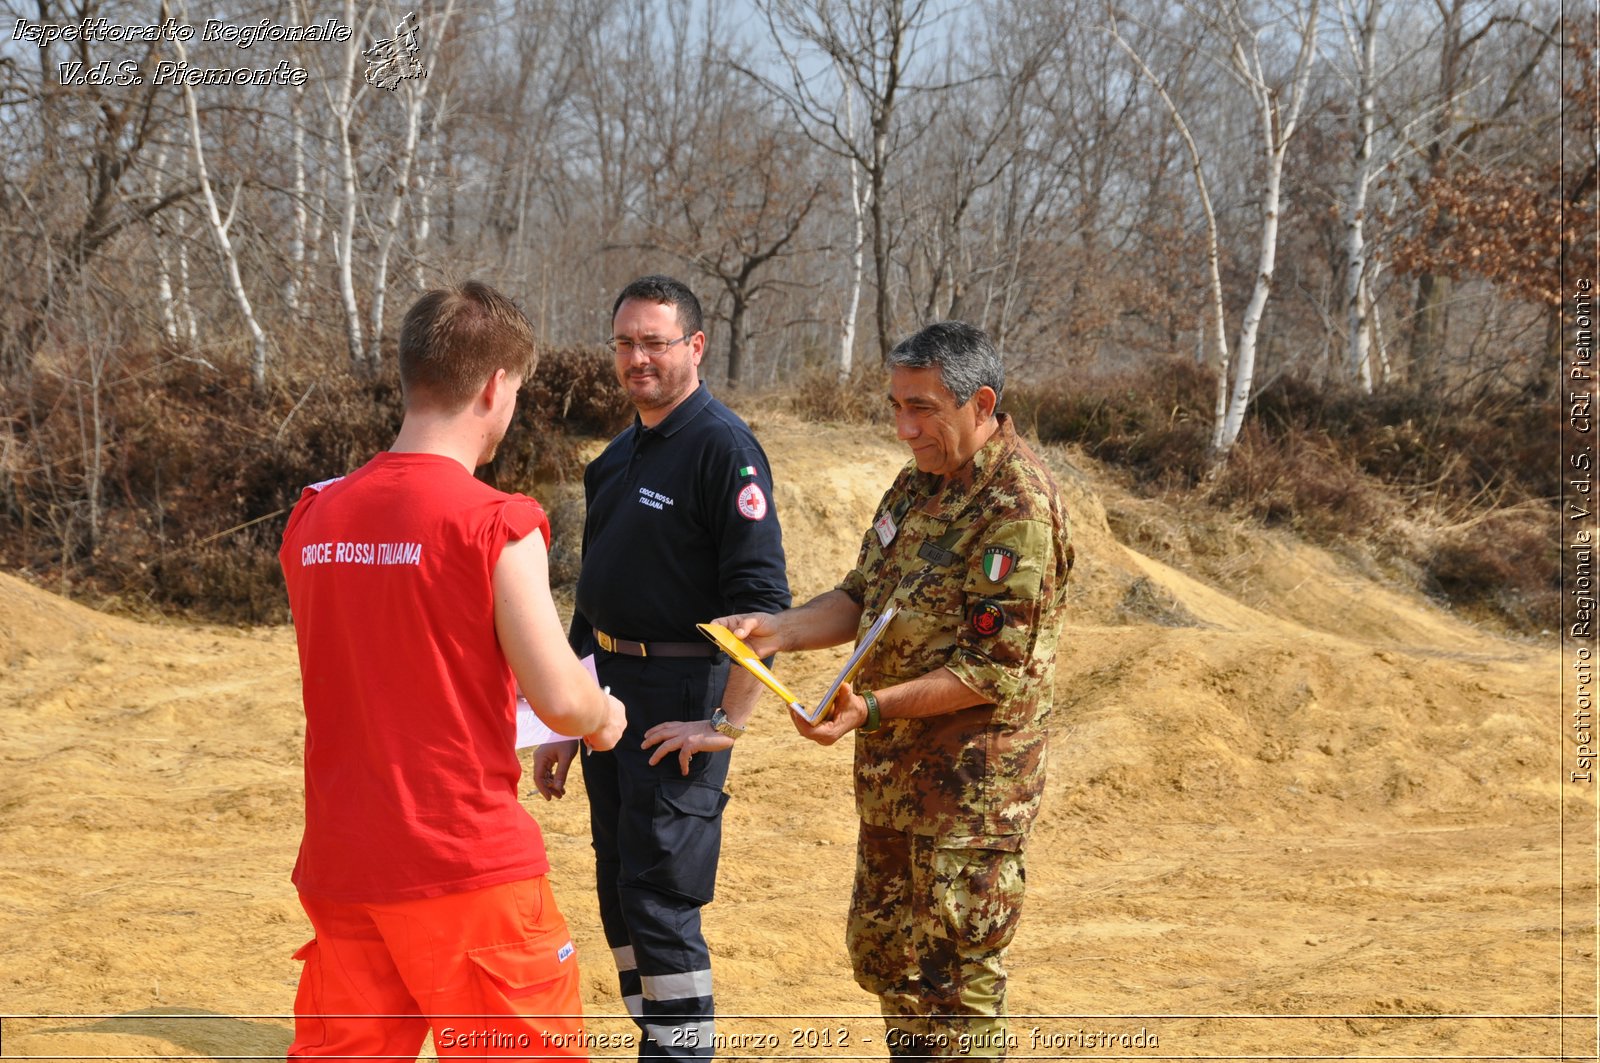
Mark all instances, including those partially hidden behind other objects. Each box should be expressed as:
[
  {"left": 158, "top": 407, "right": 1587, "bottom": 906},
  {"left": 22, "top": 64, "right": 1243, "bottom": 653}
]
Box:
[{"left": 572, "top": 383, "right": 790, "bottom": 648}]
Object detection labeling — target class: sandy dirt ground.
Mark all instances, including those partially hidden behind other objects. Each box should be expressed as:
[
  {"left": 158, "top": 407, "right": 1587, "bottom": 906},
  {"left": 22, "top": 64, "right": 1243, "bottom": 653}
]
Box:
[{"left": 1, "top": 415, "right": 1594, "bottom": 1061}]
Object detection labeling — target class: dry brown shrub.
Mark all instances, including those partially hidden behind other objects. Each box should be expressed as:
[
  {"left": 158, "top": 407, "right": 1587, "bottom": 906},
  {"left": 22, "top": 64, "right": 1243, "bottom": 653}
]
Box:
[
  {"left": 488, "top": 345, "right": 631, "bottom": 487},
  {"left": 0, "top": 342, "right": 1565, "bottom": 635},
  {"left": 779, "top": 364, "right": 890, "bottom": 425},
  {"left": 1204, "top": 424, "right": 1394, "bottom": 536},
  {"left": 1021, "top": 363, "right": 1558, "bottom": 635},
  {"left": 538, "top": 483, "right": 589, "bottom": 593},
  {"left": 1419, "top": 506, "right": 1560, "bottom": 632},
  {"left": 0, "top": 340, "right": 636, "bottom": 622},
  {"left": 1009, "top": 356, "right": 1215, "bottom": 489}
]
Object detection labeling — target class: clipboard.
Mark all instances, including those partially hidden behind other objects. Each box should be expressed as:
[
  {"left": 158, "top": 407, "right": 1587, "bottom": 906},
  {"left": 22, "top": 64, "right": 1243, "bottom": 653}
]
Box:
[
  {"left": 696, "top": 603, "right": 899, "bottom": 725},
  {"left": 809, "top": 604, "right": 898, "bottom": 724}
]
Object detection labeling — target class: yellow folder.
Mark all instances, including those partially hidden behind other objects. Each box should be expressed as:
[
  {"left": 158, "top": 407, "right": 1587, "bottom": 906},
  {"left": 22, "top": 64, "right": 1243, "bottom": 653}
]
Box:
[
  {"left": 696, "top": 623, "right": 807, "bottom": 717},
  {"left": 696, "top": 604, "right": 899, "bottom": 725}
]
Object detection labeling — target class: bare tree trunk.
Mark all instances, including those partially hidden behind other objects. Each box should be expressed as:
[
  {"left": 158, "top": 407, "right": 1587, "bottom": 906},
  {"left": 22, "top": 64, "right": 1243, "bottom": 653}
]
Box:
[
  {"left": 1220, "top": 165, "right": 1284, "bottom": 448},
  {"left": 1214, "top": 1, "right": 1319, "bottom": 453},
  {"left": 1409, "top": 272, "right": 1449, "bottom": 386},
  {"left": 727, "top": 292, "right": 748, "bottom": 388},
  {"left": 414, "top": 147, "right": 437, "bottom": 294},
  {"left": 1111, "top": 0, "right": 1318, "bottom": 458},
  {"left": 870, "top": 149, "right": 893, "bottom": 360},
  {"left": 155, "top": 241, "right": 179, "bottom": 344},
  {"left": 1407, "top": 0, "right": 1468, "bottom": 387},
  {"left": 286, "top": 79, "right": 309, "bottom": 320},
  {"left": 306, "top": 151, "right": 332, "bottom": 294},
  {"left": 1106, "top": 9, "right": 1229, "bottom": 444},
  {"left": 413, "top": 150, "right": 439, "bottom": 294},
  {"left": 838, "top": 64, "right": 866, "bottom": 379},
  {"left": 151, "top": 147, "right": 180, "bottom": 345},
  {"left": 175, "top": 26, "right": 270, "bottom": 391},
  {"left": 1367, "top": 267, "right": 1390, "bottom": 384},
  {"left": 77, "top": 345, "right": 107, "bottom": 557},
  {"left": 330, "top": 0, "right": 369, "bottom": 368},
  {"left": 335, "top": 112, "right": 364, "bottom": 367},
  {"left": 412, "top": 86, "right": 451, "bottom": 293},
  {"left": 1342, "top": 0, "right": 1380, "bottom": 392},
  {"left": 282, "top": 3, "right": 312, "bottom": 321},
  {"left": 176, "top": 214, "right": 197, "bottom": 344}
]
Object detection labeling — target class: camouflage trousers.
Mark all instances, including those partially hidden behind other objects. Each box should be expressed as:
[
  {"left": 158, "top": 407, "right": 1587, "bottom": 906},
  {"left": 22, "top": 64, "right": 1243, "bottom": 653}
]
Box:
[{"left": 847, "top": 822, "right": 1026, "bottom": 1060}]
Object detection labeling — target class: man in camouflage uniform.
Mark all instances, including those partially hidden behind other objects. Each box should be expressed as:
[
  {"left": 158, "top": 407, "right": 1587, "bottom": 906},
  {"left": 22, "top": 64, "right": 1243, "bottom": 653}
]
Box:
[{"left": 717, "top": 321, "right": 1072, "bottom": 1058}]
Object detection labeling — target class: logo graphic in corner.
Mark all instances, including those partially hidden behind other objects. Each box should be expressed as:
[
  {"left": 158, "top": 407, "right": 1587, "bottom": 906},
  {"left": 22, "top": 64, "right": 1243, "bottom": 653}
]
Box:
[
  {"left": 364, "top": 11, "right": 427, "bottom": 89},
  {"left": 969, "top": 598, "right": 1006, "bottom": 637},
  {"left": 737, "top": 482, "right": 768, "bottom": 521},
  {"left": 982, "top": 545, "right": 1017, "bottom": 583},
  {"left": 557, "top": 940, "right": 575, "bottom": 963}
]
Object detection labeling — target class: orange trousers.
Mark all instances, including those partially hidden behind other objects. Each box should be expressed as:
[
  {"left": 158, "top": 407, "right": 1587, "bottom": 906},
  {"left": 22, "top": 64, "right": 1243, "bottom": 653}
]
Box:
[{"left": 289, "top": 876, "right": 589, "bottom": 1060}]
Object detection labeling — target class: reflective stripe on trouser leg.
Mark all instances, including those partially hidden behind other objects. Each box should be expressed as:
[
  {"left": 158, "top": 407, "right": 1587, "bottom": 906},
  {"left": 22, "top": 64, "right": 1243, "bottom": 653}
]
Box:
[
  {"left": 622, "top": 883, "right": 715, "bottom": 1060},
  {"left": 613, "top": 944, "right": 643, "bottom": 1019}
]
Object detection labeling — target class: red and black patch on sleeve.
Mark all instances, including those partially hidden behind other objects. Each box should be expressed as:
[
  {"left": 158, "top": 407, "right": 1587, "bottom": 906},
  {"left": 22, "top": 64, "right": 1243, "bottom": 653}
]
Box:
[{"left": 968, "top": 598, "right": 1006, "bottom": 637}]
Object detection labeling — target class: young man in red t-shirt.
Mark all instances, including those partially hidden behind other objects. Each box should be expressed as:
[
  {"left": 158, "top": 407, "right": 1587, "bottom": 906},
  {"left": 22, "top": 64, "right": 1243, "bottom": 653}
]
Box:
[{"left": 279, "top": 281, "right": 626, "bottom": 1060}]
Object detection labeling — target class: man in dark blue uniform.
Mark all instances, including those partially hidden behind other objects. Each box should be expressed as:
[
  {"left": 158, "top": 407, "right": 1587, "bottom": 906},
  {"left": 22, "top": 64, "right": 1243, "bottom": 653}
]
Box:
[{"left": 534, "top": 275, "right": 789, "bottom": 1060}]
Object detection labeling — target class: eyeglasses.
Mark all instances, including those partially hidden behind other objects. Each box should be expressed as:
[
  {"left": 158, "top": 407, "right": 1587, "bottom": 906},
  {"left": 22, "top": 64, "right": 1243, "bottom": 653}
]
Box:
[{"left": 606, "top": 334, "right": 691, "bottom": 357}]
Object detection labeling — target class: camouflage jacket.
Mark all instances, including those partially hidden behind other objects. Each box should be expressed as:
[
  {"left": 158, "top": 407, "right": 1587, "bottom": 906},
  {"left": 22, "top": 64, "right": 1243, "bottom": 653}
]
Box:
[{"left": 837, "top": 414, "right": 1073, "bottom": 842}]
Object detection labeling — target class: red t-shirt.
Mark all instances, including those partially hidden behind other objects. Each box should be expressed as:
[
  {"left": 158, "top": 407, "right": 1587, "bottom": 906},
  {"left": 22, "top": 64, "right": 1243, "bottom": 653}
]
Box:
[{"left": 279, "top": 451, "right": 552, "bottom": 902}]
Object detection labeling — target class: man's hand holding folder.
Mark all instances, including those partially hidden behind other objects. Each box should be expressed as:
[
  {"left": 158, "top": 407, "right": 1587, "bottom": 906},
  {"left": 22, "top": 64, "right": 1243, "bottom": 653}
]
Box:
[{"left": 715, "top": 613, "right": 783, "bottom": 658}]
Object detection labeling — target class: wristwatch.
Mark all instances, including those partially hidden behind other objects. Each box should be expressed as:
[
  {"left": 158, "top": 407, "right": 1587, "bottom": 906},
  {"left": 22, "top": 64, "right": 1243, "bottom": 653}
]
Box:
[{"left": 709, "top": 708, "right": 747, "bottom": 739}]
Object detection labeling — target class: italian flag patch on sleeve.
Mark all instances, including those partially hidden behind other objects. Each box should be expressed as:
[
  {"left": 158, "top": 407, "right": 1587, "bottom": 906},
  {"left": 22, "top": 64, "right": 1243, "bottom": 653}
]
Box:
[{"left": 982, "top": 545, "right": 1017, "bottom": 583}]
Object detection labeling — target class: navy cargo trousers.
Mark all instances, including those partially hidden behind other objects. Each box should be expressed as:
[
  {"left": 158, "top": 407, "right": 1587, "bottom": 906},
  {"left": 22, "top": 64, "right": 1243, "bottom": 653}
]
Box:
[{"left": 582, "top": 653, "right": 731, "bottom": 1061}]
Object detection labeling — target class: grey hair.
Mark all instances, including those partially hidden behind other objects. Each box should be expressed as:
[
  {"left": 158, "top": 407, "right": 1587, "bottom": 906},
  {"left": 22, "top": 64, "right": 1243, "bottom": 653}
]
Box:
[{"left": 885, "top": 320, "right": 1003, "bottom": 408}]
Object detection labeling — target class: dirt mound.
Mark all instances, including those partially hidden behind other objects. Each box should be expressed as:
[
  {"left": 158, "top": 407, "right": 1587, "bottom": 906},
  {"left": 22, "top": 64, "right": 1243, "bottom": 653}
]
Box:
[
  {"left": 0, "top": 414, "right": 1585, "bottom": 1061},
  {"left": 0, "top": 572, "right": 149, "bottom": 667}
]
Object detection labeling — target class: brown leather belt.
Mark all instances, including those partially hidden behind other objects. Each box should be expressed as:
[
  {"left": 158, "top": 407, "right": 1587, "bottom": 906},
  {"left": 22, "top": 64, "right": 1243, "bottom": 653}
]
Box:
[{"left": 593, "top": 628, "right": 717, "bottom": 658}]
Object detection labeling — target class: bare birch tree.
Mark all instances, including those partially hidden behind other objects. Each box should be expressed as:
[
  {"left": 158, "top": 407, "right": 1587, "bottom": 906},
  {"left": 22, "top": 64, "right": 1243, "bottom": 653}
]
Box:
[
  {"left": 1337, "top": 0, "right": 1381, "bottom": 390},
  {"left": 835, "top": 64, "right": 868, "bottom": 377},
  {"left": 306, "top": 0, "right": 379, "bottom": 368},
  {"left": 173, "top": 4, "right": 271, "bottom": 390},
  {"left": 149, "top": 147, "right": 182, "bottom": 345},
  {"left": 1328, "top": 0, "right": 1443, "bottom": 391},
  {"left": 1110, "top": 0, "right": 1320, "bottom": 458}
]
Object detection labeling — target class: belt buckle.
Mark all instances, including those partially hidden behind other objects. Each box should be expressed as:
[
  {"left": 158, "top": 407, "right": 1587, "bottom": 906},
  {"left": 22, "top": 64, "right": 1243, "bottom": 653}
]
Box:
[{"left": 596, "top": 630, "right": 616, "bottom": 653}]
